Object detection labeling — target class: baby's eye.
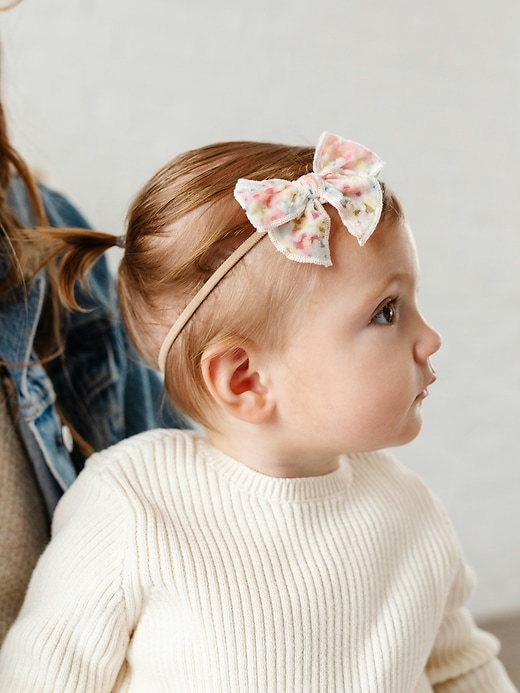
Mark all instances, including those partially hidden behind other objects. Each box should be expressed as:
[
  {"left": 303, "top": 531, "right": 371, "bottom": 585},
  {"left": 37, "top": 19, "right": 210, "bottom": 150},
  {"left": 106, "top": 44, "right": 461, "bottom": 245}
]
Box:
[{"left": 372, "top": 298, "right": 399, "bottom": 325}]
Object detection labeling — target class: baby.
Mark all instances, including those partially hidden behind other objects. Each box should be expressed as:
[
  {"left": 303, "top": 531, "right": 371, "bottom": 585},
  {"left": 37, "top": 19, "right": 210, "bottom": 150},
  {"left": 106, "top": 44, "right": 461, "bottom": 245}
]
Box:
[{"left": 0, "top": 132, "right": 515, "bottom": 692}]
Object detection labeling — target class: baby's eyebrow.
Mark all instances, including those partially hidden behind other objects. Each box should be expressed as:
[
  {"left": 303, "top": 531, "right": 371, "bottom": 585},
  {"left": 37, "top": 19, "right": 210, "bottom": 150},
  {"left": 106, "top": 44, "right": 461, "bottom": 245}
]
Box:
[{"left": 364, "top": 271, "right": 413, "bottom": 303}]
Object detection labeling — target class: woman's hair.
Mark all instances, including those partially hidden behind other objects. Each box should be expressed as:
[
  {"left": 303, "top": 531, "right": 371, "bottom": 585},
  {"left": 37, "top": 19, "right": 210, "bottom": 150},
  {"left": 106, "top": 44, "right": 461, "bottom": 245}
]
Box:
[
  {"left": 0, "top": 95, "right": 68, "bottom": 360},
  {"left": 46, "top": 139, "right": 403, "bottom": 427}
]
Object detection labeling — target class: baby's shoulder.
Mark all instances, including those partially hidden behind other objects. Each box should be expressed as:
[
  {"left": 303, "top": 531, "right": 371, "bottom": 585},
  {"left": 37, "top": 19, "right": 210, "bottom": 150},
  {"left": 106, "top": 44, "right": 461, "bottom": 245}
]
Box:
[
  {"left": 90, "top": 427, "right": 195, "bottom": 460},
  {"left": 84, "top": 428, "right": 201, "bottom": 496},
  {"left": 52, "top": 429, "right": 203, "bottom": 539}
]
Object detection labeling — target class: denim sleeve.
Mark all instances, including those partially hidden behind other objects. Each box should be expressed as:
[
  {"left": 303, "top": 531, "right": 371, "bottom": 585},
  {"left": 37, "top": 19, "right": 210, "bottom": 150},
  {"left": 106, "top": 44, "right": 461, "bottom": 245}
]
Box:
[{"left": 124, "top": 343, "right": 187, "bottom": 432}]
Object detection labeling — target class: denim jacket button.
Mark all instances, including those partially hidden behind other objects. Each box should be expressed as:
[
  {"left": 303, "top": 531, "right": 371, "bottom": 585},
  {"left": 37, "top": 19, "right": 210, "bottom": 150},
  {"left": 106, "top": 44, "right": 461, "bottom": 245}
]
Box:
[{"left": 61, "top": 425, "right": 74, "bottom": 453}]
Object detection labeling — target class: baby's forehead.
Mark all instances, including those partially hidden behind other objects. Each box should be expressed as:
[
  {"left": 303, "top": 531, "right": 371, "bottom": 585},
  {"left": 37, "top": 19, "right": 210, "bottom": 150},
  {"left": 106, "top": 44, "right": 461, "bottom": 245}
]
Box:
[
  {"left": 327, "top": 207, "right": 406, "bottom": 251},
  {"left": 327, "top": 216, "right": 418, "bottom": 283}
]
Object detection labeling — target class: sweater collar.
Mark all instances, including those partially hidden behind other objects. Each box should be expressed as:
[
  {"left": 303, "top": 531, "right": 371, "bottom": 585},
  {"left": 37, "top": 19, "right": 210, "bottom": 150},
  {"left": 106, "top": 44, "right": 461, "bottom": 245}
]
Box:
[{"left": 195, "top": 434, "right": 353, "bottom": 502}]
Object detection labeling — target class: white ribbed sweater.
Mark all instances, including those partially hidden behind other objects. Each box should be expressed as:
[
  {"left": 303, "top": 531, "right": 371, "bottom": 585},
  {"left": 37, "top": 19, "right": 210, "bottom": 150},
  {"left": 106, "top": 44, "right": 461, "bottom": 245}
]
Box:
[{"left": 0, "top": 429, "right": 515, "bottom": 692}]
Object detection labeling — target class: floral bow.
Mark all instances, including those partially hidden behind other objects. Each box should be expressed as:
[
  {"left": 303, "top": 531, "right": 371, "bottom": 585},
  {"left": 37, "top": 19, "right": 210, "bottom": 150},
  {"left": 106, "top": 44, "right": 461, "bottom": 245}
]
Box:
[{"left": 233, "top": 132, "right": 384, "bottom": 266}]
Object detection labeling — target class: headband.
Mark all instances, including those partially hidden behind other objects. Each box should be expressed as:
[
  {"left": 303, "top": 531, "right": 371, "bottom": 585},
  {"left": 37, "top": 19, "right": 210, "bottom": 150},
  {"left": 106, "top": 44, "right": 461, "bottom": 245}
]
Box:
[{"left": 157, "top": 131, "right": 384, "bottom": 372}]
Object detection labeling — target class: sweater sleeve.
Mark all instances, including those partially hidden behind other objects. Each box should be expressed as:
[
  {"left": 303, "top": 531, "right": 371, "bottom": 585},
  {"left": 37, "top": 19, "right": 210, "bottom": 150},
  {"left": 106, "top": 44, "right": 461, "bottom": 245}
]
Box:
[
  {"left": 0, "top": 461, "right": 133, "bottom": 693},
  {"left": 426, "top": 558, "right": 517, "bottom": 692}
]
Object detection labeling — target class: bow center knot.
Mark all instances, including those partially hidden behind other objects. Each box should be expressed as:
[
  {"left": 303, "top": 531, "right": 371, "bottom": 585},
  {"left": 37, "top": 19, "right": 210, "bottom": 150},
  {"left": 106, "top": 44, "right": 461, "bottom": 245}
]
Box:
[{"left": 296, "top": 173, "right": 326, "bottom": 200}]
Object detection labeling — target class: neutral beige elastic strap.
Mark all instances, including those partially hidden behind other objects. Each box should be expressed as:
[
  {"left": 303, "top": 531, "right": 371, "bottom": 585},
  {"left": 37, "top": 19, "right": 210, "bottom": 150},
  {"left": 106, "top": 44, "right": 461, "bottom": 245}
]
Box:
[{"left": 158, "top": 232, "right": 264, "bottom": 372}]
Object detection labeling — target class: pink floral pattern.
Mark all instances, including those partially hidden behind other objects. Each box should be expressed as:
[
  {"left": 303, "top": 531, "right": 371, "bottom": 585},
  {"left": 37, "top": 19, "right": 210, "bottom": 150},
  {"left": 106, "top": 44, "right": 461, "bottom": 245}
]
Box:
[{"left": 234, "top": 132, "right": 384, "bottom": 266}]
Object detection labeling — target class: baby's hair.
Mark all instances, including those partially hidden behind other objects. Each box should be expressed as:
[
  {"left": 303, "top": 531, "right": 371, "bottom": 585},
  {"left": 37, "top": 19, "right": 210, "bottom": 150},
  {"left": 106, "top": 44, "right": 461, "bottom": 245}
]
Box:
[{"left": 41, "top": 139, "right": 403, "bottom": 427}]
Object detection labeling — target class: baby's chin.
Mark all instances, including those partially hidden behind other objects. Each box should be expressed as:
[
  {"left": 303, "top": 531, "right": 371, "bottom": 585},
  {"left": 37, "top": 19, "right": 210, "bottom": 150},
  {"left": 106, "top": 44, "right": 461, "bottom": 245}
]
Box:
[{"left": 386, "top": 418, "right": 424, "bottom": 450}]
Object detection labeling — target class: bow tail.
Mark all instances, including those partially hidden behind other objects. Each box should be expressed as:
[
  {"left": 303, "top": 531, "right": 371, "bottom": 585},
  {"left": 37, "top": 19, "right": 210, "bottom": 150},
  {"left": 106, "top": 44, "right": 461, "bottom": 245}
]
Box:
[
  {"left": 268, "top": 200, "right": 332, "bottom": 266},
  {"left": 325, "top": 174, "right": 384, "bottom": 246}
]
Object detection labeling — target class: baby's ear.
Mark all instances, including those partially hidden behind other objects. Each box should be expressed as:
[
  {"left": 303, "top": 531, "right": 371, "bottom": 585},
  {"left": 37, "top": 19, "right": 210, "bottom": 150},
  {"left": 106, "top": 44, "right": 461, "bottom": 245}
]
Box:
[{"left": 201, "top": 343, "right": 274, "bottom": 424}]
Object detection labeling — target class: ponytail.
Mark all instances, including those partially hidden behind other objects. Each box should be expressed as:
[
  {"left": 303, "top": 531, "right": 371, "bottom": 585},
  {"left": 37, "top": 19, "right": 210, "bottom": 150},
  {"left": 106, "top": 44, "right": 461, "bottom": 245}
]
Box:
[{"left": 29, "top": 228, "right": 123, "bottom": 311}]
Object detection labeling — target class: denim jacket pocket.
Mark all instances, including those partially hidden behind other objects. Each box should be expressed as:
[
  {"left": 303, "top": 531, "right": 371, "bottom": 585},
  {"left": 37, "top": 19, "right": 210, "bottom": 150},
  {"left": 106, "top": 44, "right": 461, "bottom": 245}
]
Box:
[{"left": 47, "top": 314, "right": 126, "bottom": 462}]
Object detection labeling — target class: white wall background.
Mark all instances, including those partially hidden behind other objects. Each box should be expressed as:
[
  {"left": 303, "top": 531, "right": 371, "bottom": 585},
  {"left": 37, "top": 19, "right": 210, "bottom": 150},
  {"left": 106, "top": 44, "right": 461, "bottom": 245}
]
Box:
[{"left": 1, "top": 0, "right": 519, "bottom": 620}]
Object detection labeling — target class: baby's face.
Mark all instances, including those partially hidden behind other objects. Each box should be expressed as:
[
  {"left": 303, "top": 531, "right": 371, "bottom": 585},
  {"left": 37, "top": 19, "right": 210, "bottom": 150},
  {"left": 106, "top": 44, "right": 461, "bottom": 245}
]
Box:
[{"left": 264, "top": 215, "right": 442, "bottom": 465}]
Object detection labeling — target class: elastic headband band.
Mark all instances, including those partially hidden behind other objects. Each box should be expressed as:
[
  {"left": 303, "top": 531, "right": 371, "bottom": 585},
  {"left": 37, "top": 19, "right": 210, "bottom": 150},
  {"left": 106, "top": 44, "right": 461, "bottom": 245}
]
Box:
[{"left": 157, "top": 232, "right": 264, "bottom": 372}]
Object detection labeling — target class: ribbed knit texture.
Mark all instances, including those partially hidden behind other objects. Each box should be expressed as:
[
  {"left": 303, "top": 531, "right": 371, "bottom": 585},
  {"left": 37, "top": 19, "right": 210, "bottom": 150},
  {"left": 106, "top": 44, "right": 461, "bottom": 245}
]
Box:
[{"left": 0, "top": 429, "right": 515, "bottom": 692}]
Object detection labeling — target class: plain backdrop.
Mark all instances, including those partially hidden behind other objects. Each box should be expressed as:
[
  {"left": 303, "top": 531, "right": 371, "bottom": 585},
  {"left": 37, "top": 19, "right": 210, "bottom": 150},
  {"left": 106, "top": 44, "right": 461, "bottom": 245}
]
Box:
[{"left": 1, "top": 0, "right": 519, "bottom": 620}]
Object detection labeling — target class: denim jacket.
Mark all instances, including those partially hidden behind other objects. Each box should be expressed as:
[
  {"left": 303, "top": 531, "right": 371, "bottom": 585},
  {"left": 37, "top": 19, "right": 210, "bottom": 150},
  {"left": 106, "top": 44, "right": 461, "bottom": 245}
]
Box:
[{"left": 0, "top": 178, "right": 186, "bottom": 518}]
